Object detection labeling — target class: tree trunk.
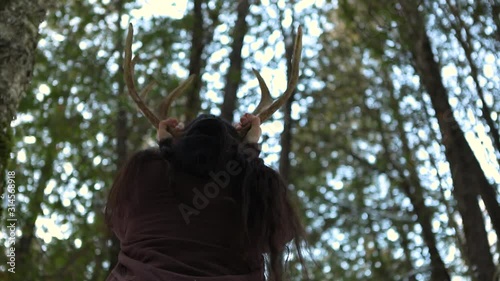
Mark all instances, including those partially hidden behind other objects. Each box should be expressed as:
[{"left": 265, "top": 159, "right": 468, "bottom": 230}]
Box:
[
  {"left": 385, "top": 72, "right": 450, "bottom": 281},
  {"left": 278, "top": 4, "right": 297, "bottom": 183},
  {"left": 374, "top": 106, "right": 450, "bottom": 281},
  {"left": 0, "top": 0, "right": 51, "bottom": 217},
  {"left": 444, "top": 0, "right": 500, "bottom": 159},
  {"left": 279, "top": 38, "right": 295, "bottom": 182},
  {"left": 108, "top": 0, "right": 127, "bottom": 274},
  {"left": 490, "top": 0, "right": 500, "bottom": 44},
  {"left": 220, "top": 0, "right": 250, "bottom": 123},
  {"left": 415, "top": 87, "right": 477, "bottom": 278},
  {"left": 398, "top": 1, "right": 496, "bottom": 280},
  {"left": 184, "top": 0, "right": 204, "bottom": 122}
]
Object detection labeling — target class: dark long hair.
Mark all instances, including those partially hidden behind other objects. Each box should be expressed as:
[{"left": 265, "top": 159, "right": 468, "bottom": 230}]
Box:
[
  {"left": 105, "top": 114, "right": 307, "bottom": 280},
  {"left": 239, "top": 148, "right": 308, "bottom": 280},
  {"left": 105, "top": 148, "right": 166, "bottom": 231}
]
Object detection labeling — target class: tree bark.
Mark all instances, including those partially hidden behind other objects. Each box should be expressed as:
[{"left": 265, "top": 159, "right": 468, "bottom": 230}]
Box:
[
  {"left": 279, "top": 36, "right": 295, "bottom": 182},
  {"left": 184, "top": 0, "right": 204, "bottom": 122},
  {"left": 278, "top": 3, "right": 297, "bottom": 183},
  {"left": 0, "top": 0, "right": 51, "bottom": 216},
  {"left": 398, "top": 1, "right": 496, "bottom": 280},
  {"left": 108, "top": 0, "right": 127, "bottom": 274},
  {"left": 444, "top": 0, "right": 500, "bottom": 159},
  {"left": 373, "top": 104, "right": 450, "bottom": 281},
  {"left": 490, "top": 0, "right": 500, "bottom": 44},
  {"left": 220, "top": 0, "right": 250, "bottom": 123},
  {"left": 415, "top": 87, "right": 476, "bottom": 278},
  {"left": 385, "top": 71, "right": 451, "bottom": 281}
]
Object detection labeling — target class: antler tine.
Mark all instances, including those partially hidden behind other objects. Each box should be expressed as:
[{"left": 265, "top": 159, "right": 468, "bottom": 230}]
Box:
[
  {"left": 256, "top": 26, "right": 303, "bottom": 122},
  {"left": 139, "top": 79, "right": 157, "bottom": 100},
  {"left": 251, "top": 68, "right": 273, "bottom": 115},
  {"left": 124, "top": 23, "right": 160, "bottom": 128},
  {"left": 159, "top": 75, "right": 196, "bottom": 120}
]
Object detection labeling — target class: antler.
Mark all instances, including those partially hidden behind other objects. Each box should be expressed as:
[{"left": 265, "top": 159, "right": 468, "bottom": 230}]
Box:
[
  {"left": 240, "top": 26, "right": 302, "bottom": 137},
  {"left": 242, "top": 26, "right": 303, "bottom": 137},
  {"left": 123, "top": 23, "right": 194, "bottom": 134}
]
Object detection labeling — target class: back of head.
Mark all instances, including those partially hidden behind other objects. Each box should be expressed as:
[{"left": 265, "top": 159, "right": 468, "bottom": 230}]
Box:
[{"left": 160, "top": 114, "right": 242, "bottom": 178}]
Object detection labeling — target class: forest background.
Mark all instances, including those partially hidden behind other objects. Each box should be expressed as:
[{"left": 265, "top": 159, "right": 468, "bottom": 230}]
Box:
[{"left": 0, "top": 0, "right": 499, "bottom": 280}]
